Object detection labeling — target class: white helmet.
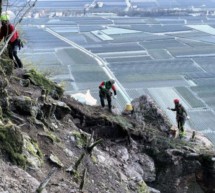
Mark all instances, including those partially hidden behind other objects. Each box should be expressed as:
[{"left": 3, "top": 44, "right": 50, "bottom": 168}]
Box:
[{"left": 109, "top": 79, "right": 115, "bottom": 84}]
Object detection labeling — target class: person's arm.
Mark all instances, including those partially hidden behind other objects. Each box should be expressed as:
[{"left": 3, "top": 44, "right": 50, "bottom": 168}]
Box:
[
  {"left": 99, "top": 82, "right": 105, "bottom": 90},
  {"left": 167, "top": 106, "right": 176, "bottom": 111},
  {"left": 111, "top": 85, "right": 117, "bottom": 95}
]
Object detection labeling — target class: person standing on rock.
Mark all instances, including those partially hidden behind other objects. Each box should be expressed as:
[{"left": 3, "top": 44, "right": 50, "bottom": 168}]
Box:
[
  {"left": 99, "top": 79, "right": 117, "bottom": 112},
  {"left": 0, "top": 14, "right": 23, "bottom": 68},
  {"left": 167, "top": 99, "right": 189, "bottom": 137}
]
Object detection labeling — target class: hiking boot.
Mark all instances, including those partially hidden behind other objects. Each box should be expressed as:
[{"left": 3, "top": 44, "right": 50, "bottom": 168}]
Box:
[{"left": 179, "top": 131, "right": 186, "bottom": 138}]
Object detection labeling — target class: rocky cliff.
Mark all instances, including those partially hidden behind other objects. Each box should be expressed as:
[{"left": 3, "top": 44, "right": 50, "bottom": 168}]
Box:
[{"left": 0, "top": 52, "right": 214, "bottom": 193}]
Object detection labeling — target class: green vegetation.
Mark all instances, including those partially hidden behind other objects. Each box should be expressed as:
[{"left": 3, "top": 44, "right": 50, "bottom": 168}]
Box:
[
  {"left": 0, "top": 122, "right": 27, "bottom": 167},
  {"left": 0, "top": 58, "right": 14, "bottom": 76},
  {"left": 24, "top": 69, "right": 64, "bottom": 97},
  {"left": 47, "top": 131, "right": 61, "bottom": 143},
  {"left": 72, "top": 131, "right": 88, "bottom": 148},
  {"left": 137, "top": 181, "right": 150, "bottom": 193},
  {"left": 106, "top": 115, "right": 133, "bottom": 129},
  {"left": 26, "top": 139, "right": 43, "bottom": 158}
]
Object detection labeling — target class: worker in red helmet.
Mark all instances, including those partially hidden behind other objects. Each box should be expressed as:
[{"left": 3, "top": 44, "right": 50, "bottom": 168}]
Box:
[
  {"left": 99, "top": 79, "right": 117, "bottom": 112},
  {"left": 168, "top": 99, "right": 189, "bottom": 137}
]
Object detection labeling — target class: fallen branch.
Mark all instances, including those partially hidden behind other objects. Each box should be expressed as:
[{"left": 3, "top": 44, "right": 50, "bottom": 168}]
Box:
[
  {"left": 36, "top": 167, "right": 57, "bottom": 193},
  {"left": 79, "top": 168, "right": 87, "bottom": 190}
]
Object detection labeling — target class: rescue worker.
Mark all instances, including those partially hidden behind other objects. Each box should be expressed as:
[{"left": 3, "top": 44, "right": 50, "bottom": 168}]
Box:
[
  {"left": 99, "top": 79, "right": 117, "bottom": 112},
  {"left": 168, "top": 99, "right": 189, "bottom": 137},
  {"left": 0, "top": 14, "right": 23, "bottom": 68}
]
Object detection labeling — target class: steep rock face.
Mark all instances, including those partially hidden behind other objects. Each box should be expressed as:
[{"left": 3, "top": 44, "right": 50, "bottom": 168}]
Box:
[{"left": 0, "top": 53, "right": 214, "bottom": 193}]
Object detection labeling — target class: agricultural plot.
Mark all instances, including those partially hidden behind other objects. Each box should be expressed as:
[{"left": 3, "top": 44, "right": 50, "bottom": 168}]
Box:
[
  {"left": 192, "top": 78, "right": 215, "bottom": 87},
  {"left": 110, "top": 32, "right": 167, "bottom": 43},
  {"left": 109, "top": 59, "right": 200, "bottom": 75},
  {"left": 85, "top": 42, "right": 144, "bottom": 53},
  {"left": 49, "top": 26, "right": 79, "bottom": 33},
  {"left": 119, "top": 78, "right": 188, "bottom": 89},
  {"left": 168, "top": 46, "right": 215, "bottom": 57},
  {"left": 122, "top": 24, "right": 190, "bottom": 33},
  {"left": 190, "top": 85, "right": 215, "bottom": 110},
  {"left": 192, "top": 57, "right": 215, "bottom": 72},
  {"left": 56, "top": 48, "right": 98, "bottom": 65},
  {"left": 140, "top": 39, "right": 188, "bottom": 50},
  {"left": 147, "top": 49, "right": 174, "bottom": 59},
  {"left": 177, "top": 38, "right": 215, "bottom": 48},
  {"left": 55, "top": 48, "right": 107, "bottom": 88},
  {"left": 22, "top": 52, "right": 61, "bottom": 70},
  {"left": 187, "top": 36, "right": 215, "bottom": 44},
  {"left": 168, "top": 31, "right": 210, "bottom": 38},
  {"left": 188, "top": 110, "right": 215, "bottom": 143},
  {"left": 175, "top": 87, "right": 206, "bottom": 108},
  {"left": 155, "top": 19, "right": 185, "bottom": 25},
  {"left": 79, "top": 25, "right": 105, "bottom": 32},
  {"left": 98, "top": 50, "right": 148, "bottom": 58},
  {"left": 58, "top": 33, "right": 87, "bottom": 45},
  {"left": 105, "top": 55, "right": 152, "bottom": 63},
  {"left": 22, "top": 26, "right": 69, "bottom": 51}
]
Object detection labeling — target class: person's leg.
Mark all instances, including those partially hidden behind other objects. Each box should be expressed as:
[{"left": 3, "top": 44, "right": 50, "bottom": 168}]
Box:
[
  {"left": 8, "top": 45, "right": 19, "bottom": 68},
  {"left": 178, "top": 119, "right": 186, "bottom": 137},
  {"left": 180, "top": 119, "right": 185, "bottom": 133},
  {"left": 178, "top": 121, "right": 182, "bottom": 132},
  {"left": 107, "top": 95, "right": 112, "bottom": 111},
  {"left": 7, "top": 45, "right": 13, "bottom": 60},
  {"left": 99, "top": 93, "right": 105, "bottom": 108},
  {"left": 13, "top": 49, "right": 23, "bottom": 68},
  {"left": 177, "top": 119, "right": 180, "bottom": 131}
]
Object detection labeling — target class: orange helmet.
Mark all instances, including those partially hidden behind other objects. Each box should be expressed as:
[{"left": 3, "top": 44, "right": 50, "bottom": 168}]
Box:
[{"left": 174, "top": 98, "right": 179, "bottom": 104}]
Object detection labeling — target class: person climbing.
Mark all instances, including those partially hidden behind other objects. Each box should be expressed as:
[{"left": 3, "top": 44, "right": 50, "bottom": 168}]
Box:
[
  {"left": 0, "top": 14, "right": 23, "bottom": 68},
  {"left": 167, "top": 99, "right": 190, "bottom": 137},
  {"left": 99, "top": 79, "right": 117, "bottom": 112}
]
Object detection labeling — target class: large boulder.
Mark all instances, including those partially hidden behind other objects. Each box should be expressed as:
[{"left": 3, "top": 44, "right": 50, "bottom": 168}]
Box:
[
  {"left": 54, "top": 101, "right": 71, "bottom": 120},
  {"left": 132, "top": 95, "right": 171, "bottom": 132},
  {"left": 11, "top": 96, "right": 32, "bottom": 115}
]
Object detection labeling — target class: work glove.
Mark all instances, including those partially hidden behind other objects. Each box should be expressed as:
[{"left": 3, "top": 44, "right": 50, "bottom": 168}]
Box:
[
  {"left": 113, "top": 95, "right": 117, "bottom": 99},
  {"left": 167, "top": 107, "right": 171, "bottom": 110}
]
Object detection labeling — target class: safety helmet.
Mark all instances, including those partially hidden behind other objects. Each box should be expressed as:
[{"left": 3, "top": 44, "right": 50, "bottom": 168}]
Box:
[
  {"left": 109, "top": 79, "right": 115, "bottom": 84},
  {"left": 174, "top": 98, "right": 179, "bottom": 104},
  {"left": 0, "top": 14, "right": 10, "bottom": 21}
]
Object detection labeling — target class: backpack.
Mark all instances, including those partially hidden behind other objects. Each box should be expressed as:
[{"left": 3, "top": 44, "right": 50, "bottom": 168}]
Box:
[{"left": 17, "top": 38, "right": 24, "bottom": 50}]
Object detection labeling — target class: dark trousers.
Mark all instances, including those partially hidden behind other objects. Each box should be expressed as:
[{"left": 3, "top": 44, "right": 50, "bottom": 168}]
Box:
[
  {"left": 177, "top": 118, "right": 185, "bottom": 132},
  {"left": 99, "top": 90, "right": 112, "bottom": 110},
  {"left": 8, "top": 40, "right": 23, "bottom": 68}
]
